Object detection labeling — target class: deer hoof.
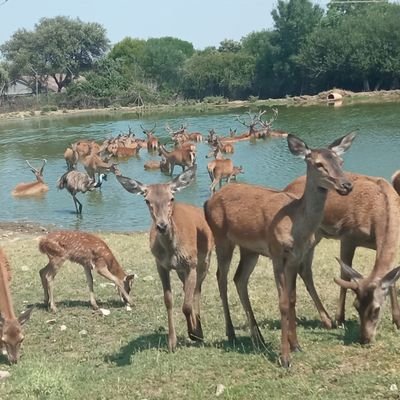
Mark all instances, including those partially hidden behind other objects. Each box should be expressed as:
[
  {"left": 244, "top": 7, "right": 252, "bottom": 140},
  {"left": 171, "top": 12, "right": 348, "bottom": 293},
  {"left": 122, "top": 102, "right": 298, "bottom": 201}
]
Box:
[{"left": 278, "top": 356, "right": 292, "bottom": 369}]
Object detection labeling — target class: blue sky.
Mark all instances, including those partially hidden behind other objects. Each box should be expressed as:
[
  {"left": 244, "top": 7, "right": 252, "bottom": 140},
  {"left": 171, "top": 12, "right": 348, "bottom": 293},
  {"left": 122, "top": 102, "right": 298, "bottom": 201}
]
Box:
[{"left": 0, "top": 0, "right": 329, "bottom": 49}]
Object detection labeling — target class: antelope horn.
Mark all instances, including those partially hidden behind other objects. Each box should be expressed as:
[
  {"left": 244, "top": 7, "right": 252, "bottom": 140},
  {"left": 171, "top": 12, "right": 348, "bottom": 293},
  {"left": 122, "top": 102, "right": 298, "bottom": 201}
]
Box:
[{"left": 25, "top": 160, "right": 38, "bottom": 173}]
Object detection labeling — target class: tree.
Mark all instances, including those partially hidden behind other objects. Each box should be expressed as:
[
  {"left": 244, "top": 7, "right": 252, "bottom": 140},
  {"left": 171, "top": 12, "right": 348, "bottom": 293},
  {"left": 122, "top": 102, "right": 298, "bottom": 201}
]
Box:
[
  {"left": 140, "top": 37, "right": 194, "bottom": 91},
  {"left": 1, "top": 16, "right": 109, "bottom": 92},
  {"left": 270, "top": 0, "right": 323, "bottom": 95}
]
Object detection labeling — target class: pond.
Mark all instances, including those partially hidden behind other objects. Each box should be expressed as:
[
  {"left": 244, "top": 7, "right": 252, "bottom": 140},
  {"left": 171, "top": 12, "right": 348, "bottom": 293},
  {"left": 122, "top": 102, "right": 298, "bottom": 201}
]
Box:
[{"left": 0, "top": 102, "right": 399, "bottom": 232}]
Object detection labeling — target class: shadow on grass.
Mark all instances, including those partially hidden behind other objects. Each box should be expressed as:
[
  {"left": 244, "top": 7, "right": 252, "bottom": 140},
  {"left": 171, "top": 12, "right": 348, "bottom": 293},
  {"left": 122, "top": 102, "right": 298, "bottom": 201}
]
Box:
[
  {"left": 28, "top": 298, "right": 125, "bottom": 311},
  {"left": 106, "top": 329, "right": 279, "bottom": 367}
]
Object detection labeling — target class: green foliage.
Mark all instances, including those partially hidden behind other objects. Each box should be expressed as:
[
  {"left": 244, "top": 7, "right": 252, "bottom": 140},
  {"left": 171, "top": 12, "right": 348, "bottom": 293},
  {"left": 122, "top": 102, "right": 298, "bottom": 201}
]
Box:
[
  {"left": 299, "top": 2, "right": 400, "bottom": 91},
  {"left": 1, "top": 16, "right": 109, "bottom": 92}
]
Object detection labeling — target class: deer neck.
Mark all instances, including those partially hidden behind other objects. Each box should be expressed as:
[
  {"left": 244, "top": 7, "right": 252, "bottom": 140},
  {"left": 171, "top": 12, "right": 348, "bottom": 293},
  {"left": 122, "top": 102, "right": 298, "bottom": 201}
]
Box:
[
  {"left": 0, "top": 262, "right": 16, "bottom": 320},
  {"left": 298, "top": 165, "right": 329, "bottom": 236}
]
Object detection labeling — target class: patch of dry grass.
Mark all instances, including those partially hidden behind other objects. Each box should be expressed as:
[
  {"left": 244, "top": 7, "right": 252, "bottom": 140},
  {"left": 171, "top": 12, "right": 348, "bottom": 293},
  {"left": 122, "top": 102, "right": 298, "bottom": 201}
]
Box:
[{"left": 0, "top": 233, "right": 399, "bottom": 399}]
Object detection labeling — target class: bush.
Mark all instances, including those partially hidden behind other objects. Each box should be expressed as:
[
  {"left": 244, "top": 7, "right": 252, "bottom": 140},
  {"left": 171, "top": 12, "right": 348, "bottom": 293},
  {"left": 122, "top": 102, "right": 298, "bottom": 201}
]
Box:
[{"left": 202, "top": 96, "right": 228, "bottom": 104}]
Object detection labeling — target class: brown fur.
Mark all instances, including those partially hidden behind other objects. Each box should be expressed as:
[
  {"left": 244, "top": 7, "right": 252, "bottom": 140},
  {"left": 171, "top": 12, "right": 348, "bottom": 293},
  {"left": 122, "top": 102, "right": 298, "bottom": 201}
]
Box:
[
  {"left": 0, "top": 248, "right": 32, "bottom": 363},
  {"left": 158, "top": 145, "right": 195, "bottom": 176},
  {"left": 204, "top": 133, "right": 355, "bottom": 367},
  {"left": 285, "top": 172, "right": 400, "bottom": 342},
  {"left": 11, "top": 160, "right": 49, "bottom": 197},
  {"left": 38, "top": 231, "right": 135, "bottom": 311},
  {"left": 117, "top": 168, "right": 214, "bottom": 352}
]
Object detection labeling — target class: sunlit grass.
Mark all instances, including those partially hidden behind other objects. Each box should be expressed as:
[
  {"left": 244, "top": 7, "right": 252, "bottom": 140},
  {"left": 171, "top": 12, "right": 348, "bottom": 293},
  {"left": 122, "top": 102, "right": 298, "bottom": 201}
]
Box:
[{"left": 0, "top": 233, "right": 399, "bottom": 399}]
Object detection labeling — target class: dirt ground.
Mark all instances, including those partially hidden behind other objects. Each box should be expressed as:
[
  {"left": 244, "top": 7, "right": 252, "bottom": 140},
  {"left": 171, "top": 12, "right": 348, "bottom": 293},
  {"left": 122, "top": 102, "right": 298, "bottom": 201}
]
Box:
[{"left": 0, "top": 221, "right": 56, "bottom": 244}]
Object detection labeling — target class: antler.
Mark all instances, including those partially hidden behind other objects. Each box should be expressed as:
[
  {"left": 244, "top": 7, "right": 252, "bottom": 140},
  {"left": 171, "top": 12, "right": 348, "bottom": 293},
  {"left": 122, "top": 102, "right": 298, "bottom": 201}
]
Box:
[{"left": 257, "top": 108, "right": 279, "bottom": 129}]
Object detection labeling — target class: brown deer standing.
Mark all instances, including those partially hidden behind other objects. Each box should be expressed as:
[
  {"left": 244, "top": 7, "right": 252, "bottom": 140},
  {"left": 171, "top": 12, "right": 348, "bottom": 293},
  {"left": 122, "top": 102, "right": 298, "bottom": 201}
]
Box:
[
  {"left": 12, "top": 159, "right": 49, "bottom": 197},
  {"left": 204, "top": 132, "right": 355, "bottom": 367},
  {"left": 141, "top": 124, "right": 159, "bottom": 152},
  {"left": 38, "top": 231, "right": 135, "bottom": 312},
  {"left": 116, "top": 167, "right": 214, "bottom": 351},
  {"left": 285, "top": 172, "right": 400, "bottom": 343},
  {"left": 205, "top": 146, "right": 237, "bottom": 192},
  {"left": 158, "top": 145, "right": 196, "bottom": 176},
  {"left": 391, "top": 170, "right": 400, "bottom": 195},
  {"left": 0, "top": 248, "right": 33, "bottom": 364}
]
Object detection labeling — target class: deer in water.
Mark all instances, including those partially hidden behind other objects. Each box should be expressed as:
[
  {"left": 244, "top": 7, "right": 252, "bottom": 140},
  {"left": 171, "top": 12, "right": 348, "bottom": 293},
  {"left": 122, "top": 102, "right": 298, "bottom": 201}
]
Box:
[
  {"left": 158, "top": 144, "right": 196, "bottom": 176},
  {"left": 0, "top": 248, "right": 33, "bottom": 364},
  {"left": 12, "top": 159, "right": 49, "bottom": 197},
  {"left": 285, "top": 171, "right": 400, "bottom": 343},
  {"left": 391, "top": 170, "right": 400, "bottom": 195},
  {"left": 204, "top": 132, "right": 355, "bottom": 367},
  {"left": 141, "top": 124, "right": 159, "bottom": 152},
  {"left": 206, "top": 146, "right": 239, "bottom": 192},
  {"left": 117, "top": 167, "right": 214, "bottom": 352},
  {"left": 38, "top": 231, "right": 136, "bottom": 312}
]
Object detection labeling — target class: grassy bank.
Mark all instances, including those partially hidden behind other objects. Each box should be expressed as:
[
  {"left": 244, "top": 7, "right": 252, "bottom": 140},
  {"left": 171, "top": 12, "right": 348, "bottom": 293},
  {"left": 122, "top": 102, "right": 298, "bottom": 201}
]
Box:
[
  {"left": 0, "top": 232, "right": 399, "bottom": 399},
  {"left": 1, "top": 89, "right": 400, "bottom": 123}
]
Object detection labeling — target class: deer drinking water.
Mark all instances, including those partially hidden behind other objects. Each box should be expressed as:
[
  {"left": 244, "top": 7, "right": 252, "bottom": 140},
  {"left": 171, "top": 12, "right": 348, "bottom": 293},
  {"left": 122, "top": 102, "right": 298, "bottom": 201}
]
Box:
[
  {"left": 117, "top": 167, "right": 214, "bottom": 351},
  {"left": 38, "top": 231, "right": 136, "bottom": 312},
  {"left": 204, "top": 132, "right": 355, "bottom": 367},
  {"left": 0, "top": 248, "right": 33, "bottom": 364}
]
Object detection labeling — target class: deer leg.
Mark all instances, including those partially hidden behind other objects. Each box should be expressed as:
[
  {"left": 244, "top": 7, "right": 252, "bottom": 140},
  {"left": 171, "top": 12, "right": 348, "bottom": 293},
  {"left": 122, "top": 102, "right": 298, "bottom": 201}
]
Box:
[
  {"left": 287, "top": 268, "right": 301, "bottom": 352},
  {"left": 39, "top": 258, "right": 63, "bottom": 312},
  {"left": 157, "top": 263, "right": 176, "bottom": 352},
  {"left": 335, "top": 241, "right": 356, "bottom": 326},
  {"left": 83, "top": 265, "right": 99, "bottom": 310},
  {"left": 389, "top": 284, "right": 400, "bottom": 329},
  {"left": 192, "top": 254, "right": 211, "bottom": 343},
  {"left": 215, "top": 241, "right": 236, "bottom": 342},
  {"left": 182, "top": 266, "right": 202, "bottom": 342},
  {"left": 170, "top": 162, "right": 175, "bottom": 176},
  {"left": 210, "top": 179, "right": 218, "bottom": 193},
  {"left": 95, "top": 260, "right": 132, "bottom": 306},
  {"left": 273, "top": 261, "right": 291, "bottom": 368},
  {"left": 233, "top": 248, "right": 263, "bottom": 346},
  {"left": 299, "top": 247, "right": 334, "bottom": 329}
]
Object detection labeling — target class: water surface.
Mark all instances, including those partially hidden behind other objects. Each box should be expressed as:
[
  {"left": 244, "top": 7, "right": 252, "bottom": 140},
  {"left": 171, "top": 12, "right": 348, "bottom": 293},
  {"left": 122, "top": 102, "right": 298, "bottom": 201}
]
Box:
[{"left": 0, "top": 102, "right": 399, "bottom": 232}]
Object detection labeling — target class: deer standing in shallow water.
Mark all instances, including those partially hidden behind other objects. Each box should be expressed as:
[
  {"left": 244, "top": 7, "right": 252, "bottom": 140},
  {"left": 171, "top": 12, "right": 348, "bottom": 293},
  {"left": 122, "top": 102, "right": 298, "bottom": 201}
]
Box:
[
  {"left": 204, "top": 132, "right": 355, "bottom": 367},
  {"left": 38, "top": 231, "right": 135, "bottom": 312},
  {"left": 0, "top": 248, "right": 33, "bottom": 364},
  {"left": 117, "top": 167, "right": 214, "bottom": 351}
]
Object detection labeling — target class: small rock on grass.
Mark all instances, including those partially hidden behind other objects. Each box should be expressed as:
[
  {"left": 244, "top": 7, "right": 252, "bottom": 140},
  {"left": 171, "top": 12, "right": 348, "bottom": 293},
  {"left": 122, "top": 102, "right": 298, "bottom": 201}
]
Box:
[
  {"left": 215, "top": 384, "right": 225, "bottom": 397},
  {"left": 60, "top": 325, "right": 67, "bottom": 331},
  {"left": 99, "top": 308, "right": 110, "bottom": 316},
  {"left": 0, "top": 371, "right": 10, "bottom": 380}
]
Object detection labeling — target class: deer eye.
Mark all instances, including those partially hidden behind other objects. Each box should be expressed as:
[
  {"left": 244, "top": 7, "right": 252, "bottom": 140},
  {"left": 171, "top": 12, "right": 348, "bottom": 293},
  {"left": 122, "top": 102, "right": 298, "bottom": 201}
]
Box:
[
  {"left": 170, "top": 198, "right": 174, "bottom": 202},
  {"left": 145, "top": 199, "right": 150, "bottom": 205}
]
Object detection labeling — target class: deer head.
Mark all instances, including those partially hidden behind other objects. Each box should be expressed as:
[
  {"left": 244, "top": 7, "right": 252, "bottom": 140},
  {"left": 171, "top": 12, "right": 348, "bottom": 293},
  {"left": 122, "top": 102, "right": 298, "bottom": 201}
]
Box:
[
  {"left": 26, "top": 159, "right": 47, "bottom": 183},
  {"left": 287, "top": 131, "right": 356, "bottom": 195},
  {"left": 117, "top": 166, "right": 196, "bottom": 234},
  {"left": 0, "top": 308, "right": 33, "bottom": 364},
  {"left": 334, "top": 259, "right": 400, "bottom": 344}
]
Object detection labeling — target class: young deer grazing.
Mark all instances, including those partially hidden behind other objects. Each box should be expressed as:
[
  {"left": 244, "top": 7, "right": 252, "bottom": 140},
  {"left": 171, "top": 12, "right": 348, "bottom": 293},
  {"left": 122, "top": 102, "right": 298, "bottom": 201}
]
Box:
[
  {"left": 285, "top": 171, "right": 400, "bottom": 343},
  {"left": 204, "top": 132, "right": 355, "bottom": 367},
  {"left": 38, "top": 231, "right": 135, "bottom": 312},
  {"left": 0, "top": 248, "right": 33, "bottom": 364},
  {"left": 117, "top": 167, "right": 214, "bottom": 352},
  {"left": 12, "top": 159, "right": 49, "bottom": 197}
]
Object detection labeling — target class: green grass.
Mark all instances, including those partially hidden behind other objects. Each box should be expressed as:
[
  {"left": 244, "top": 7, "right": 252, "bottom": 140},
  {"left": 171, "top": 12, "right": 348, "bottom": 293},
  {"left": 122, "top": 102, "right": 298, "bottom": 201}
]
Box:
[{"left": 1, "top": 233, "right": 400, "bottom": 400}]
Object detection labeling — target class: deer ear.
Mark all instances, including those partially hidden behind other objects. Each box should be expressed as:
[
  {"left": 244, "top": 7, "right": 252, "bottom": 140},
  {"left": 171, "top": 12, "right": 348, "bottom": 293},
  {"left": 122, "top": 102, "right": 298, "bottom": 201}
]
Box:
[
  {"left": 170, "top": 166, "right": 196, "bottom": 193},
  {"left": 116, "top": 175, "right": 147, "bottom": 195},
  {"left": 328, "top": 131, "right": 357, "bottom": 156},
  {"left": 380, "top": 266, "right": 400, "bottom": 293},
  {"left": 287, "top": 134, "right": 311, "bottom": 159},
  {"left": 18, "top": 307, "right": 33, "bottom": 326}
]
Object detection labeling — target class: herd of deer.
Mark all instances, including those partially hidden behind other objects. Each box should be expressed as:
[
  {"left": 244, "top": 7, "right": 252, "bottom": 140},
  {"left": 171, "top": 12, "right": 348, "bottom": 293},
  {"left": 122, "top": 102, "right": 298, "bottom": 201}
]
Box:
[{"left": 3, "top": 110, "right": 400, "bottom": 369}]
